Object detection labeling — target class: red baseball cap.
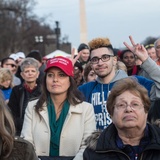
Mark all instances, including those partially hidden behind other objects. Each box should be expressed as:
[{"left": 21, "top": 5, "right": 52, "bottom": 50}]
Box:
[{"left": 44, "top": 56, "right": 74, "bottom": 77}]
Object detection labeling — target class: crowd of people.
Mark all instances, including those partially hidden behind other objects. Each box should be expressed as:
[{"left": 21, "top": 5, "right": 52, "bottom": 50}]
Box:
[{"left": 0, "top": 36, "right": 160, "bottom": 160}]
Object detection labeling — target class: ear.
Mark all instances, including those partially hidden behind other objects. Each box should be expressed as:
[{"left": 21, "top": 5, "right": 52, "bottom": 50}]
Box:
[{"left": 113, "top": 56, "right": 118, "bottom": 66}]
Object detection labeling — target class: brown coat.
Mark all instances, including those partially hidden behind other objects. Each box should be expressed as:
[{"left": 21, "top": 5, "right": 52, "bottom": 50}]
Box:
[{"left": 1, "top": 137, "right": 38, "bottom": 160}]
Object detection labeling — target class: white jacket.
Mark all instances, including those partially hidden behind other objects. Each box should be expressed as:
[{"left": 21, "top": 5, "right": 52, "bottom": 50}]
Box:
[{"left": 21, "top": 100, "right": 96, "bottom": 160}]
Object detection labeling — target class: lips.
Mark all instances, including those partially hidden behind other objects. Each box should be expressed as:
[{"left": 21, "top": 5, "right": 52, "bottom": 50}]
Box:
[
  {"left": 123, "top": 115, "right": 135, "bottom": 121},
  {"left": 97, "top": 67, "right": 106, "bottom": 71},
  {"left": 52, "top": 85, "right": 60, "bottom": 88}
]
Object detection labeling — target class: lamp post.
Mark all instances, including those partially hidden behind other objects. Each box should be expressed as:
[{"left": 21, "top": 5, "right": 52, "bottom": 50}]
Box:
[
  {"left": 34, "top": 35, "right": 45, "bottom": 56},
  {"left": 35, "top": 36, "right": 43, "bottom": 43}
]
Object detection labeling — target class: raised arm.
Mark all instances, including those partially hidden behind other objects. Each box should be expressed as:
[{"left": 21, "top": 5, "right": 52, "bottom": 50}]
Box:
[
  {"left": 123, "top": 36, "right": 149, "bottom": 63},
  {"left": 124, "top": 36, "right": 160, "bottom": 99},
  {"left": 67, "top": 48, "right": 81, "bottom": 66}
]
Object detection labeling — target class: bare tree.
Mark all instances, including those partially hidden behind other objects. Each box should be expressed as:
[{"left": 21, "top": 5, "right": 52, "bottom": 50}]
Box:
[{"left": 0, "top": 0, "right": 54, "bottom": 59}]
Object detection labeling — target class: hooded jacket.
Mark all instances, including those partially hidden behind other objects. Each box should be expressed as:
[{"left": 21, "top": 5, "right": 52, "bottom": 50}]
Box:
[
  {"left": 79, "top": 57, "right": 160, "bottom": 130},
  {"left": 83, "top": 123, "right": 160, "bottom": 160},
  {"left": 78, "top": 70, "right": 128, "bottom": 130}
]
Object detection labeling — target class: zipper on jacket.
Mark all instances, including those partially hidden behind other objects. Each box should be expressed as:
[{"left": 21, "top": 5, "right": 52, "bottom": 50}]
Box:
[{"left": 96, "top": 150, "right": 130, "bottom": 160}]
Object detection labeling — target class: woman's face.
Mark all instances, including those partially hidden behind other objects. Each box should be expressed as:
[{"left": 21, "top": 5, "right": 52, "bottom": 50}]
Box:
[
  {"left": 46, "top": 67, "right": 70, "bottom": 96},
  {"left": 122, "top": 51, "right": 136, "bottom": 68},
  {"left": 87, "top": 70, "right": 97, "bottom": 82},
  {"left": 0, "top": 79, "right": 11, "bottom": 88},
  {"left": 21, "top": 66, "right": 39, "bottom": 83},
  {"left": 111, "top": 90, "right": 147, "bottom": 131}
]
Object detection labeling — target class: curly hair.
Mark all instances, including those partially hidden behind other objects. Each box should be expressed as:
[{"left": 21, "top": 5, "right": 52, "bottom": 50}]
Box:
[{"left": 88, "top": 37, "right": 113, "bottom": 52}]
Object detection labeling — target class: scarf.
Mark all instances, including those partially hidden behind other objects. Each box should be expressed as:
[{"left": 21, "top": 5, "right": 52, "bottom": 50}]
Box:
[{"left": 47, "top": 97, "right": 69, "bottom": 156}]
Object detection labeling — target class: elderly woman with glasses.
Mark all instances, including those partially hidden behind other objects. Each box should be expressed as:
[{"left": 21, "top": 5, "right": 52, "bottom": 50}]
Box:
[{"left": 83, "top": 77, "right": 160, "bottom": 160}]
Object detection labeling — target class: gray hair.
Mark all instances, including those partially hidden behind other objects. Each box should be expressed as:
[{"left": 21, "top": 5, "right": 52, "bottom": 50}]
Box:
[
  {"left": 20, "top": 58, "right": 39, "bottom": 72},
  {"left": 154, "top": 38, "right": 160, "bottom": 48}
]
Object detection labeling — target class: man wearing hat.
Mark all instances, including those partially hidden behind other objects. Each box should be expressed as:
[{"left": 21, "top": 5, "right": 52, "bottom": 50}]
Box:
[{"left": 77, "top": 43, "right": 90, "bottom": 69}]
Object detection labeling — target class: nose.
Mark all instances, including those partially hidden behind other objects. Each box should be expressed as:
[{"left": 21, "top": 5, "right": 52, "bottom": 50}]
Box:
[
  {"left": 125, "top": 105, "right": 133, "bottom": 112},
  {"left": 52, "top": 76, "right": 58, "bottom": 82},
  {"left": 97, "top": 58, "right": 103, "bottom": 64}
]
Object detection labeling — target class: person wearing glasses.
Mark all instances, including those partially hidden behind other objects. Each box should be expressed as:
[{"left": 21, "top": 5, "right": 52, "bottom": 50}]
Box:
[
  {"left": 154, "top": 38, "right": 160, "bottom": 66},
  {"left": 83, "top": 77, "right": 160, "bottom": 160},
  {"left": 78, "top": 36, "right": 160, "bottom": 130},
  {"left": 1, "top": 57, "right": 21, "bottom": 86}
]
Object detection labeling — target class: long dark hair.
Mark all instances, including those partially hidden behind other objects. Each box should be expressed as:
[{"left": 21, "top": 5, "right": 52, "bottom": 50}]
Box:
[{"left": 35, "top": 73, "right": 85, "bottom": 116}]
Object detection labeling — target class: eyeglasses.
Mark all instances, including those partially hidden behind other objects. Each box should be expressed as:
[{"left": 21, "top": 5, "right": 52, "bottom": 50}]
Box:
[
  {"left": 6, "top": 63, "right": 17, "bottom": 68},
  {"left": 90, "top": 54, "right": 114, "bottom": 64},
  {"left": 156, "top": 45, "right": 160, "bottom": 50},
  {"left": 114, "top": 102, "right": 143, "bottom": 111}
]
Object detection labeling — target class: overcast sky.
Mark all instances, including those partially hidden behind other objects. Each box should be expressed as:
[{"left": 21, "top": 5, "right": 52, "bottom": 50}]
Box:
[{"left": 33, "top": 0, "right": 160, "bottom": 49}]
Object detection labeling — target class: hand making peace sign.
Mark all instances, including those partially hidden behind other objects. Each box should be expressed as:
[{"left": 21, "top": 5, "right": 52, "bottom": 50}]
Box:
[{"left": 123, "top": 36, "right": 149, "bottom": 63}]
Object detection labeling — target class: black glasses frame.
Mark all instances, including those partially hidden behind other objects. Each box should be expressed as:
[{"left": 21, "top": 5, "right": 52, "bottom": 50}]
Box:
[{"left": 90, "top": 54, "right": 114, "bottom": 64}]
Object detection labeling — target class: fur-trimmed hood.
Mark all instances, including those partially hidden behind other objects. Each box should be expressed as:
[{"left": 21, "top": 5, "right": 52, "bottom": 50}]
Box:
[{"left": 85, "top": 130, "right": 102, "bottom": 151}]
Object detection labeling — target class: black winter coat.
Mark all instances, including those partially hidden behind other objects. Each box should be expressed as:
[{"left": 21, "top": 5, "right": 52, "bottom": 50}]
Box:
[
  {"left": 83, "top": 123, "right": 160, "bottom": 160},
  {"left": 8, "top": 83, "right": 41, "bottom": 136}
]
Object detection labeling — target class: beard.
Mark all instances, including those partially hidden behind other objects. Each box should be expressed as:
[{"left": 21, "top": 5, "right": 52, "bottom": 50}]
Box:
[
  {"left": 98, "top": 74, "right": 108, "bottom": 78},
  {"left": 96, "top": 69, "right": 113, "bottom": 78}
]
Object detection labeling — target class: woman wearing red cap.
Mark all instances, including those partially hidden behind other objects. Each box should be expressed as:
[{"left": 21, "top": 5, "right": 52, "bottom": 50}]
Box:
[{"left": 21, "top": 56, "right": 96, "bottom": 160}]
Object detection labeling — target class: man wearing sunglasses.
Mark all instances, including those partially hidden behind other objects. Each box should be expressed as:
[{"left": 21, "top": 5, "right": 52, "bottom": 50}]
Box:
[
  {"left": 1, "top": 57, "right": 21, "bottom": 86},
  {"left": 78, "top": 36, "right": 160, "bottom": 130}
]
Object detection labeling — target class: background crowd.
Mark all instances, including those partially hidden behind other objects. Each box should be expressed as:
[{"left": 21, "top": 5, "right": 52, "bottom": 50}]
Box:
[{"left": 0, "top": 36, "right": 160, "bottom": 160}]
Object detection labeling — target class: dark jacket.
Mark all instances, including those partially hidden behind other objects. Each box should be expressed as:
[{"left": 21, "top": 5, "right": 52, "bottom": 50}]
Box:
[
  {"left": 0, "top": 137, "right": 38, "bottom": 160},
  {"left": 8, "top": 83, "right": 41, "bottom": 135},
  {"left": 38, "top": 156, "right": 74, "bottom": 160},
  {"left": 83, "top": 123, "right": 160, "bottom": 160},
  {"left": 148, "top": 99, "right": 160, "bottom": 123}
]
